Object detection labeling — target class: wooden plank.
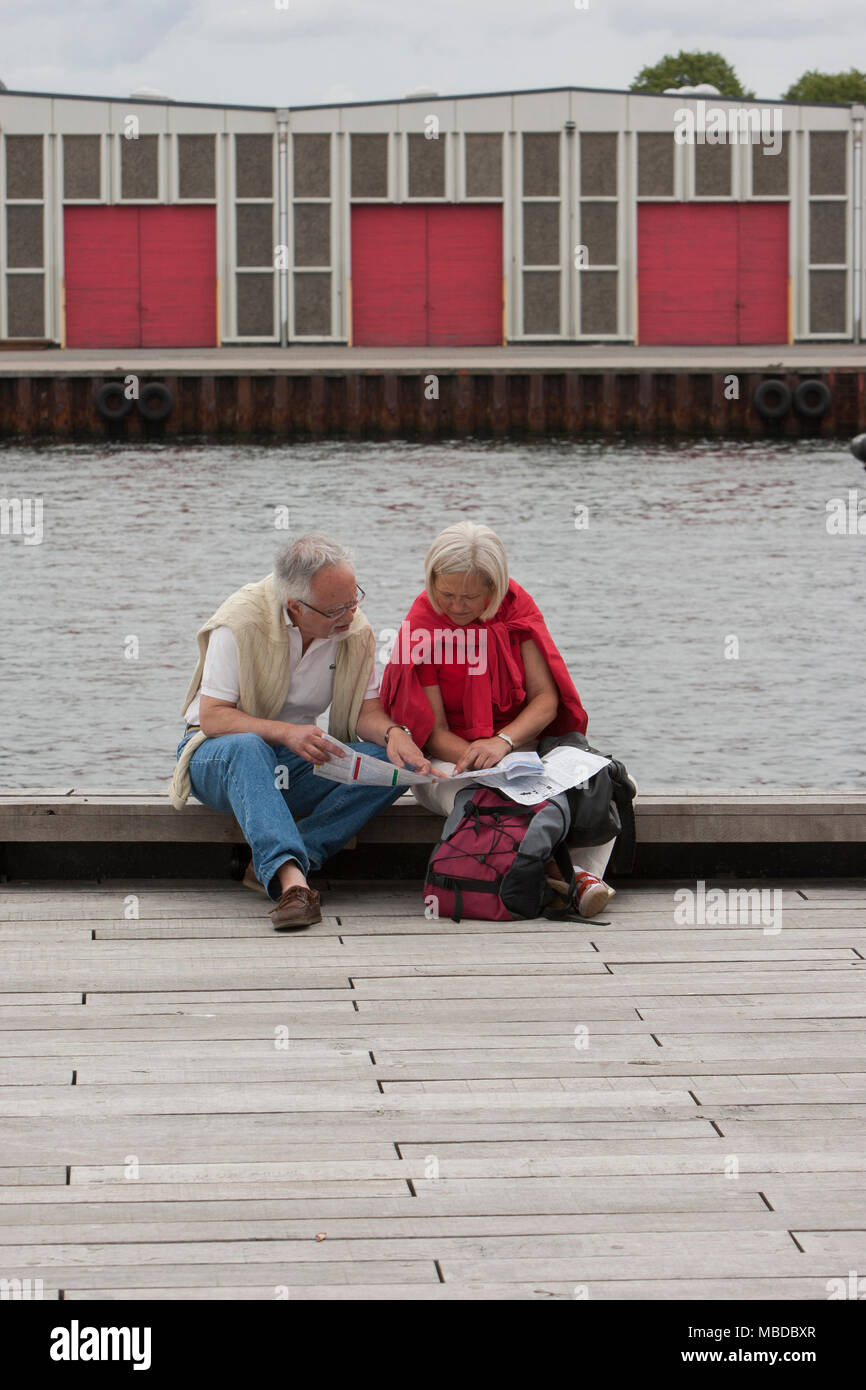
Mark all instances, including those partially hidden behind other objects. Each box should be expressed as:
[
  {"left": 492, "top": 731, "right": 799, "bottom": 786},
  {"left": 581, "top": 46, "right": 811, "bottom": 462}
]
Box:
[
  {"left": 0, "top": 968, "right": 356, "bottom": 992},
  {"left": 0, "top": 929, "right": 95, "bottom": 941},
  {"left": 0, "top": 994, "right": 81, "bottom": 1006},
  {"left": 0, "top": 1174, "right": 765, "bottom": 1207},
  {"left": 0, "top": 1035, "right": 374, "bottom": 1058},
  {"left": 89, "top": 918, "right": 866, "bottom": 940},
  {"left": 0, "top": 1230, "right": 793, "bottom": 1266},
  {"left": 789, "top": 1239, "right": 866, "bottom": 1273},
  {"left": 411, "top": 1171, "right": 866, "bottom": 1197},
  {"left": 0, "top": 1168, "right": 67, "bottom": 1186},
  {"left": 63, "top": 1177, "right": 411, "bottom": 1199},
  {"left": 347, "top": 972, "right": 866, "bottom": 999},
  {"left": 607, "top": 959, "right": 863, "bottom": 974},
  {"left": 351, "top": 995, "right": 866, "bottom": 1020},
  {"left": 707, "top": 1118, "right": 866, "bottom": 1136},
  {"left": 83, "top": 948, "right": 606, "bottom": 970},
  {"left": 0, "top": 1260, "right": 439, "bottom": 1287},
  {"left": 0, "top": 1063, "right": 72, "bottom": 1085},
  {"left": 597, "top": 950, "right": 858, "bottom": 963},
  {"left": 398, "top": 1133, "right": 866, "bottom": 1158},
  {"left": 436, "top": 1252, "right": 847, "bottom": 1281},
  {"left": 0, "top": 1008, "right": 362, "bottom": 1031},
  {"left": 72, "top": 1065, "right": 372, "bottom": 1085},
  {"left": 55, "top": 1277, "right": 845, "bottom": 1300},
  {"left": 0, "top": 879, "right": 294, "bottom": 890},
  {"left": 0, "top": 901, "right": 301, "bottom": 922},
  {"left": 0, "top": 941, "right": 347, "bottom": 958},
  {"left": 386, "top": 1059, "right": 866, "bottom": 1080},
  {"left": 377, "top": 1063, "right": 866, "bottom": 1085},
  {"left": 0, "top": 1081, "right": 390, "bottom": 1117},
  {"left": 84, "top": 991, "right": 358, "bottom": 1007},
  {"left": 709, "top": 1104, "right": 866, "bottom": 1121},
  {"left": 0, "top": 1208, "right": 796, "bottom": 1245}
]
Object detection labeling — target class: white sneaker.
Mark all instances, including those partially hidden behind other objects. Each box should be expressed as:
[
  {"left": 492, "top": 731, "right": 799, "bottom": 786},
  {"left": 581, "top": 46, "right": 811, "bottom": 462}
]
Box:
[{"left": 574, "top": 869, "right": 616, "bottom": 918}]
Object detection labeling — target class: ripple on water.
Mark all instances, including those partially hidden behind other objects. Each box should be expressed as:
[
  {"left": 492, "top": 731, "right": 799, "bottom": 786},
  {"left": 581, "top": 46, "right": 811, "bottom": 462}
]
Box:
[{"left": 0, "top": 435, "right": 862, "bottom": 789}]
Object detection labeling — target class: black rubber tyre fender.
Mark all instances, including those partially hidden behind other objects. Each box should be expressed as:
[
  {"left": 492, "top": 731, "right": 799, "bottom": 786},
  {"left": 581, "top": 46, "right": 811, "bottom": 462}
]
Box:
[
  {"left": 793, "top": 378, "right": 832, "bottom": 420},
  {"left": 753, "top": 379, "right": 792, "bottom": 421},
  {"left": 138, "top": 381, "right": 174, "bottom": 422},
  {"left": 94, "top": 381, "right": 134, "bottom": 422}
]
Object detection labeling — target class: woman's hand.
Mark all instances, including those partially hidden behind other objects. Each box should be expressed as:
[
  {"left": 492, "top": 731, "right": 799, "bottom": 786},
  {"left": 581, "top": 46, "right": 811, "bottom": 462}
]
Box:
[
  {"left": 385, "top": 728, "right": 440, "bottom": 776},
  {"left": 454, "top": 737, "right": 509, "bottom": 774}
]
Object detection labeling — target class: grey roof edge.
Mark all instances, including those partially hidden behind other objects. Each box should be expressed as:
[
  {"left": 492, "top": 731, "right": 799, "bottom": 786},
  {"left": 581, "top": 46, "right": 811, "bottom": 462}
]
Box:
[
  {"left": 0, "top": 89, "right": 275, "bottom": 112},
  {"left": 0, "top": 82, "right": 857, "bottom": 112}
]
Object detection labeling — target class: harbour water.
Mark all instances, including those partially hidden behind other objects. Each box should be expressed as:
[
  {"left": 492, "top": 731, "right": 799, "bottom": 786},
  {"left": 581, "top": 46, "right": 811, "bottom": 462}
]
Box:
[{"left": 1, "top": 435, "right": 862, "bottom": 790}]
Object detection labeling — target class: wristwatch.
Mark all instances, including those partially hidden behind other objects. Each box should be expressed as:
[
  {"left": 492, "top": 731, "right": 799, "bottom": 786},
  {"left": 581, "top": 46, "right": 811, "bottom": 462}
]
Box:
[
  {"left": 384, "top": 723, "right": 411, "bottom": 745},
  {"left": 495, "top": 732, "right": 514, "bottom": 749}
]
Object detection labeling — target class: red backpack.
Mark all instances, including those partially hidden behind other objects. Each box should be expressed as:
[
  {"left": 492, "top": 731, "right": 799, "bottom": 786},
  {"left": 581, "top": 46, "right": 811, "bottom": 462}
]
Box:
[{"left": 424, "top": 786, "right": 579, "bottom": 922}]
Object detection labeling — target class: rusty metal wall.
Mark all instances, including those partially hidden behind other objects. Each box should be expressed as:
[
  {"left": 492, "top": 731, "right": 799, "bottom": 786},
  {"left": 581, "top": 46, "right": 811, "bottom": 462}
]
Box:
[{"left": 0, "top": 370, "right": 863, "bottom": 438}]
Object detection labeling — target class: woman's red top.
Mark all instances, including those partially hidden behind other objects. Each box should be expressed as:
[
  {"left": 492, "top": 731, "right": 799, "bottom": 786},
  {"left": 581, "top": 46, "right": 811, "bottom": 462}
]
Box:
[{"left": 380, "top": 578, "right": 588, "bottom": 748}]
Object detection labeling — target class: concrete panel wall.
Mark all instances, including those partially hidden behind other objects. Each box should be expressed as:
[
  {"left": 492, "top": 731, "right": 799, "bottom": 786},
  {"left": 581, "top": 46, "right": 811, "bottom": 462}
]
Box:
[{"left": 0, "top": 88, "right": 862, "bottom": 346}]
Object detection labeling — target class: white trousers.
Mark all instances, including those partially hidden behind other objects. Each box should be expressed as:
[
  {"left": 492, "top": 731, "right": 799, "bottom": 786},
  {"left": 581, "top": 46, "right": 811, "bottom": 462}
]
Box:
[{"left": 412, "top": 758, "right": 616, "bottom": 879}]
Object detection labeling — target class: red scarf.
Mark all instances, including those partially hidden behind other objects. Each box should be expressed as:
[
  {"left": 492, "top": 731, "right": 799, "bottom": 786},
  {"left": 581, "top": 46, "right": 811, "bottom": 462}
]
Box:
[{"left": 380, "top": 579, "right": 587, "bottom": 746}]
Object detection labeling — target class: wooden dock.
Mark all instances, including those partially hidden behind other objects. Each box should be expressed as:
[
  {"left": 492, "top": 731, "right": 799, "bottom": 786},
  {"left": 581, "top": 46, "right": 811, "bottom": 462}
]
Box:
[{"left": 1, "top": 874, "right": 865, "bottom": 1301}]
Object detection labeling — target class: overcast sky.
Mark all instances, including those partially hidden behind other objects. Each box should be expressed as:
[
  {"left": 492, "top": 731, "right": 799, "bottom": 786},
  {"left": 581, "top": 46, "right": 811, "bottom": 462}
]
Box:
[{"left": 1, "top": 0, "right": 864, "bottom": 108}]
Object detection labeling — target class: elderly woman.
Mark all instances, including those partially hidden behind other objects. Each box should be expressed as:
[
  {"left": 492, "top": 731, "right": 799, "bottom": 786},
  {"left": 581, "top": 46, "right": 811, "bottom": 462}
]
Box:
[{"left": 381, "top": 521, "right": 615, "bottom": 917}]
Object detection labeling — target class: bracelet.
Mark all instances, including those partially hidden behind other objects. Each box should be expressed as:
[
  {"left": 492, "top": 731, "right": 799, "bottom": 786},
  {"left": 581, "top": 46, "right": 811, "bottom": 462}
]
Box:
[
  {"left": 495, "top": 732, "right": 514, "bottom": 749},
  {"left": 384, "top": 723, "right": 411, "bottom": 745}
]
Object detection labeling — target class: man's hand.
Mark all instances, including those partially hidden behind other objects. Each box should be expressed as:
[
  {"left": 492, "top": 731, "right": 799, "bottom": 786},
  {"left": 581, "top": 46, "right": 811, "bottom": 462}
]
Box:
[
  {"left": 385, "top": 728, "right": 443, "bottom": 777},
  {"left": 454, "top": 738, "right": 509, "bottom": 774},
  {"left": 282, "top": 725, "right": 348, "bottom": 765}
]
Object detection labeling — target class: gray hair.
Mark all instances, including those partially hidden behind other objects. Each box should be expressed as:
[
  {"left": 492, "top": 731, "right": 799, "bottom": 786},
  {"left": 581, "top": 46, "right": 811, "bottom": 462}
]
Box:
[{"left": 273, "top": 533, "right": 355, "bottom": 605}]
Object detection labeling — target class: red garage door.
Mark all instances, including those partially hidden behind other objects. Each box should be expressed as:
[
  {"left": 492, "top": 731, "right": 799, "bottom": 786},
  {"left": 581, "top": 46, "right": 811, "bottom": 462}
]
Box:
[
  {"left": 352, "top": 205, "right": 502, "bottom": 346},
  {"left": 64, "top": 207, "right": 216, "bottom": 348},
  {"left": 638, "top": 204, "right": 788, "bottom": 346}
]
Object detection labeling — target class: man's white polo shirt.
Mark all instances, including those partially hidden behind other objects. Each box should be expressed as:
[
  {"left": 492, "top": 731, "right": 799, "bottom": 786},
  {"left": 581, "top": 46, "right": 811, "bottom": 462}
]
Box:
[{"left": 184, "top": 607, "right": 379, "bottom": 727}]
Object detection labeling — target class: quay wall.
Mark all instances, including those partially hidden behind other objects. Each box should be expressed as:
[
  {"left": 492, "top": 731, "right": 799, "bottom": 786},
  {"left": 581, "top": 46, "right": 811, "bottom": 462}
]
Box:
[{"left": 1, "top": 368, "right": 864, "bottom": 438}]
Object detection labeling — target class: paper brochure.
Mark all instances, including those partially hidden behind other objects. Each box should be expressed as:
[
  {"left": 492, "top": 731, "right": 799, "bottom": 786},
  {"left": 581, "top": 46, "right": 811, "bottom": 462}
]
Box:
[{"left": 312, "top": 739, "right": 610, "bottom": 804}]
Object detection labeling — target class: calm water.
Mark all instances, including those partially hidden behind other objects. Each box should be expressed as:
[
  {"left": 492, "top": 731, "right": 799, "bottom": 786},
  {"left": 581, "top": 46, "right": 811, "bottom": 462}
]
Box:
[{"left": 1, "top": 436, "right": 863, "bottom": 789}]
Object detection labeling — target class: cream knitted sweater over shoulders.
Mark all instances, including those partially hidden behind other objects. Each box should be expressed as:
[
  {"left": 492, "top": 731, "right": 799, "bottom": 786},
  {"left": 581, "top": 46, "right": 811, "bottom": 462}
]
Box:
[{"left": 169, "top": 572, "right": 375, "bottom": 810}]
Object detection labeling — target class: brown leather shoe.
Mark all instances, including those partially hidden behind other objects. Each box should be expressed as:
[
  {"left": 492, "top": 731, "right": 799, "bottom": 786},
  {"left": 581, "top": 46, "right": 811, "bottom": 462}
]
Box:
[{"left": 269, "top": 886, "right": 322, "bottom": 930}]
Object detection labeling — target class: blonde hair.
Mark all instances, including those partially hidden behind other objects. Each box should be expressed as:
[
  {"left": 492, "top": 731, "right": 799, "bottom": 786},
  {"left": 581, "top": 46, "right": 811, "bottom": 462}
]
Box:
[{"left": 424, "top": 521, "right": 509, "bottom": 621}]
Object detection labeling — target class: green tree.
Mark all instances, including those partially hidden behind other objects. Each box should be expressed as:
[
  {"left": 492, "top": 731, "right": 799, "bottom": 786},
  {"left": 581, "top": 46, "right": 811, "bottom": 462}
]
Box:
[
  {"left": 630, "top": 50, "right": 756, "bottom": 100},
  {"left": 783, "top": 69, "right": 866, "bottom": 103}
]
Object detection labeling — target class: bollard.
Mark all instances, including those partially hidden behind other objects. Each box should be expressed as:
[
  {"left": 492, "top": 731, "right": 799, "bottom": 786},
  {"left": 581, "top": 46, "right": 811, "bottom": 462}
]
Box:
[{"left": 849, "top": 433, "right": 866, "bottom": 463}]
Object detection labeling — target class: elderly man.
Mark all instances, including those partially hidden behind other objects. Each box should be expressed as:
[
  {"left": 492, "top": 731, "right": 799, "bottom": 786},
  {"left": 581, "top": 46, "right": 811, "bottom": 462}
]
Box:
[{"left": 170, "top": 535, "right": 433, "bottom": 928}]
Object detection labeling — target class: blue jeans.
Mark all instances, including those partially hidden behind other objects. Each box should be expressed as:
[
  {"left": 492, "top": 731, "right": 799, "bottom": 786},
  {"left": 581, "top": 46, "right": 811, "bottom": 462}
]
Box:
[{"left": 176, "top": 731, "right": 403, "bottom": 901}]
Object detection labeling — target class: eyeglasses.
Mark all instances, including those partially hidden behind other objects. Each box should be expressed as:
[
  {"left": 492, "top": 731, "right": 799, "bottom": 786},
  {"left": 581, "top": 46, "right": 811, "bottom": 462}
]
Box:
[{"left": 295, "top": 585, "right": 365, "bottom": 621}]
